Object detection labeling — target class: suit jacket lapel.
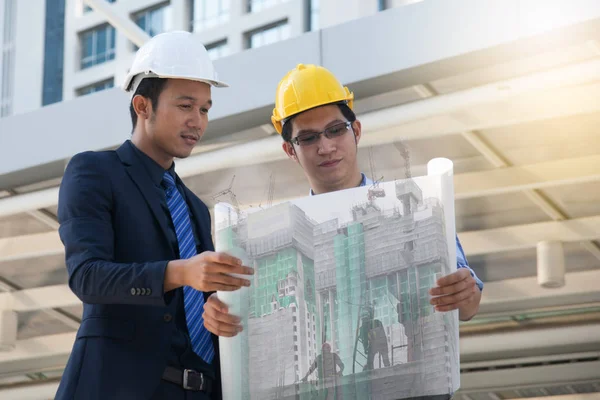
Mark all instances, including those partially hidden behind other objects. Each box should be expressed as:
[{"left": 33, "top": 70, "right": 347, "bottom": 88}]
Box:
[{"left": 116, "top": 142, "right": 174, "bottom": 253}]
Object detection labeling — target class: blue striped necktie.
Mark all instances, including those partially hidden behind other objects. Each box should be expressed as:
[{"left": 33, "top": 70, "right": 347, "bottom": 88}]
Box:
[{"left": 162, "top": 172, "right": 214, "bottom": 364}]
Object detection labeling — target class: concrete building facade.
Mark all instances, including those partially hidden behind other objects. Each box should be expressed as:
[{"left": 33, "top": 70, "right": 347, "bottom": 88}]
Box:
[{"left": 0, "top": 0, "right": 397, "bottom": 119}]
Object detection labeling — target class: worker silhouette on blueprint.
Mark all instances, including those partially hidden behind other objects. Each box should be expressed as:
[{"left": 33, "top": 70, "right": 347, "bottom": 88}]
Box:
[
  {"left": 302, "top": 342, "right": 344, "bottom": 400},
  {"left": 359, "top": 308, "right": 391, "bottom": 370}
]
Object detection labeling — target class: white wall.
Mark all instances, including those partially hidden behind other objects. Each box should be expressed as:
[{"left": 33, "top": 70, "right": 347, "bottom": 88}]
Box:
[
  {"left": 62, "top": 0, "right": 311, "bottom": 100},
  {"left": 63, "top": 0, "right": 187, "bottom": 101},
  {"left": 0, "top": 0, "right": 5, "bottom": 102},
  {"left": 11, "top": 0, "right": 45, "bottom": 116},
  {"left": 7, "top": 0, "right": 600, "bottom": 119},
  {"left": 190, "top": 0, "right": 307, "bottom": 55},
  {"left": 389, "top": 0, "right": 426, "bottom": 7},
  {"left": 2, "top": 0, "right": 391, "bottom": 117},
  {"left": 319, "top": 0, "right": 379, "bottom": 29},
  {"left": 62, "top": 0, "right": 117, "bottom": 102}
]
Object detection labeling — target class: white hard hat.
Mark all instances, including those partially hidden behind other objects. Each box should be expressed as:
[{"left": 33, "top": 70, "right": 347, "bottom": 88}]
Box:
[{"left": 122, "top": 30, "right": 228, "bottom": 93}]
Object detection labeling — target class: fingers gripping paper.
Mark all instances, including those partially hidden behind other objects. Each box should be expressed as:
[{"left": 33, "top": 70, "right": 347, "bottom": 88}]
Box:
[{"left": 215, "top": 158, "right": 459, "bottom": 400}]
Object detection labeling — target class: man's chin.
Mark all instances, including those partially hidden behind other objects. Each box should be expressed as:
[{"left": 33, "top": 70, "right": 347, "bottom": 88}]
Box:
[
  {"left": 173, "top": 149, "right": 194, "bottom": 159},
  {"left": 317, "top": 175, "right": 348, "bottom": 192},
  {"left": 320, "top": 168, "right": 345, "bottom": 182}
]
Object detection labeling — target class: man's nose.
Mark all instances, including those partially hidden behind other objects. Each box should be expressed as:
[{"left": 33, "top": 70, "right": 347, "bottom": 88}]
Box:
[
  {"left": 317, "top": 135, "right": 336, "bottom": 154},
  {"left": 187, "top": 111, "right": 204, "bottom": 130}
]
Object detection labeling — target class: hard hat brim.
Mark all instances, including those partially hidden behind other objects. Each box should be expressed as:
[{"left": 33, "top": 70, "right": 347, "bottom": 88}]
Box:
[
  {"left": 156, "top": 73, "right": 229, "bottom": 88},
  {"left": 123, "top": 72, "right": 229, "bottom": 94}
]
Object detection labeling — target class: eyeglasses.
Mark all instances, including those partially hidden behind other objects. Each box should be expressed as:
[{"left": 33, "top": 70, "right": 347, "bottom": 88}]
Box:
[{"left": 290, "top": 121, "right": 352, "bottom": 147}]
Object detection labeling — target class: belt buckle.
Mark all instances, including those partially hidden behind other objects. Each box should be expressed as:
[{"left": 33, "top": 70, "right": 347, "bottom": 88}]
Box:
[{"left": 183, "top": 369, "right": 204, "bottom": 391}]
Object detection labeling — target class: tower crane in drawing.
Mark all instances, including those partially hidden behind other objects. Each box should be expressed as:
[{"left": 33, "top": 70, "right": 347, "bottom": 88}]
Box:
[
  {"left": 258, "top": 173, "right": 275, "bottom": 209},
  {"left": 367, "top": 147, "right": 386, "bottom": 201},
  {"left": 211, "top": 175, "right": 241, "bottom": 224},
  {"left": 395, "top": 141, "right": 411, "bottom": 179}
]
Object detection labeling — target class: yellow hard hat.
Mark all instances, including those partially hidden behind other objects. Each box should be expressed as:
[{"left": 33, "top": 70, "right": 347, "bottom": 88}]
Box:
[{"left": 271, "top": 64, "right": 354, "bottom": 134}]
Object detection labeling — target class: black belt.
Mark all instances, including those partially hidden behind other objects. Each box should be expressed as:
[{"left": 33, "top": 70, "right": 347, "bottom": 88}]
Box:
[{"left": 162, "top": 366, "right": 213, "bottom": 393}]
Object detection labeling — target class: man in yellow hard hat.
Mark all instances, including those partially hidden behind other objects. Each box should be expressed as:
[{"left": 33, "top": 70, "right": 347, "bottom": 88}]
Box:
[
  {"left": 275, "top": 63, "right": 482, "bottom": 316},
  {"left": 203, "top": 64, "right": 482, "bottom": 336}
]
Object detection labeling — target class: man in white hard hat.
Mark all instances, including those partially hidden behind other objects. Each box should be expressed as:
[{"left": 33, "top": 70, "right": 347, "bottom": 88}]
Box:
[{"left": 56, "top": 31, "right": 253, "bottom": 400}]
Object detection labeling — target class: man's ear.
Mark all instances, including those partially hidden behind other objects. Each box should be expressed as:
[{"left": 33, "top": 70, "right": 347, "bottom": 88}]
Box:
[
  {"left": 132, "top": 95, "right": 151, "bottom": 121},
  {"left": 282, "top": 141, "right": 298, "bottom": 162},
  {"left": 352, "top": 120, "right": 362, "bottom": 145}
]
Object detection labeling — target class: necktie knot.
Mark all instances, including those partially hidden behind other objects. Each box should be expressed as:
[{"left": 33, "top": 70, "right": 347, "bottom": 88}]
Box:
[{"left": 162, "top": 172, "right": 176, "bottom": 195}]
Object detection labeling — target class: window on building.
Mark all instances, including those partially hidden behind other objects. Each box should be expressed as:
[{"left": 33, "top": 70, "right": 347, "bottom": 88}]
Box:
[
  {"left": 1, "top": 0, "right": 17, "bottom": 117},
  {"left": 191, "top": 0, "right": 229, "bottom": 31},
  {"left": 308, "top": 0, "right": 319, "bottom": 31},
  {"left": 83, "top": 0, "right": 116, "bottom": 14},
  {"left": 42, "top": 0, "right": 66, "bottom": 106},
  {"left": 76, "top": 78, "right": 114, "bottom": 96},
  {"left": 378, "top": 0, "right": 388, "bottom": 11},
  {"left": 246, "top": 21, "right": 290, "bottom": 49},
  {"left": 247, "top": 0, "right": 289, "bottom": 13},
  {"left": 80, "top": 24, "right": 116, "bottom": 69},
  {"left": 132, "top": 4, "right": 172, "bottom": 50}
]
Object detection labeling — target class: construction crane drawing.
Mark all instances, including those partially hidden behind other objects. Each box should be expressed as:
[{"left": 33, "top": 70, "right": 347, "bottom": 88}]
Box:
[
  {"left": 394, "top": 141, "right": 411, "bottom": 179},
  {"left": 211, "top": 175, "right": 240, "bottom": 215},
  {"left": 258, "top": 173, "right": 275, "bottom": 209},
  {"left": 367, "top": 147, "right": 386, "bottom": 201},
  {"left": 267, "top": 173, "right": 275, "bottom": 208}
]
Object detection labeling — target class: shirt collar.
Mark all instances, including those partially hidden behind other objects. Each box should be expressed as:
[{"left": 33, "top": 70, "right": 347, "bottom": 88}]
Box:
[
  {"left": 309, "top": 173, "right": 369, "bottom": 196},
  {"left": 128, "top": 140, "right": 176, "bottom": 186}
]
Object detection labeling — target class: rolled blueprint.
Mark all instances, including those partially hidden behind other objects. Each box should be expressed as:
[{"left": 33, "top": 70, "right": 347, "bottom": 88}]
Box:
[
  {"left": 427, "top": 158, "right": 457, "bottom": 278},
  {"left": 214, "top": 202, "right": 250, "bottom": 400},
  {"left": 427, "top": 157, "right": 460, "bottom": 390}
]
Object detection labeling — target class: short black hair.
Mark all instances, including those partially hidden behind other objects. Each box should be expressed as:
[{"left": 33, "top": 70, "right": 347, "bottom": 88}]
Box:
[
  {"left": 129, "top": 78, "right": 169, "bottom": 130},
  {"left": 281, "top": 103, "right": 356, "bottom": 142}
]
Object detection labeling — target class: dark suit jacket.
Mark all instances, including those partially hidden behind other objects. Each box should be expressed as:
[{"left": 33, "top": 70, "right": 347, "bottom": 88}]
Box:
[{"left": 55, "top": 141, "right": 221, "bottom": 399}]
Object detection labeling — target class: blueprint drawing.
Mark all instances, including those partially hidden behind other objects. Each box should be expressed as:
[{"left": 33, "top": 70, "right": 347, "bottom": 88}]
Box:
[{"left": 216, "top": 158, "right": 459, "bottom": 400}]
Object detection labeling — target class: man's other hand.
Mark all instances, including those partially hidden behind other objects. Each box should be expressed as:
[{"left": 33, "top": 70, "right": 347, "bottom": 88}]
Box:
[
  {"left": 203, "top": 293, "right": 243, "bottom": 337},
  {"left": 429, "top": 268, "right": 481, "bottom": 321}
]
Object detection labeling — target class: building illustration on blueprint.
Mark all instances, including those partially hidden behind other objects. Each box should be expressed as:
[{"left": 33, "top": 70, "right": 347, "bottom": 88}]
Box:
[{"left": 215, "top": 160, "right": 459, "bottom": 400}]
